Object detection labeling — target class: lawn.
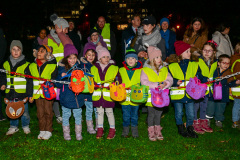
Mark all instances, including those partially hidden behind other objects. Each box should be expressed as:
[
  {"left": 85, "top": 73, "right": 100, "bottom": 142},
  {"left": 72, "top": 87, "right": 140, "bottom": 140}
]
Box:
[{"left": 0, "top": 102, "right": 239, "bottom": 159}]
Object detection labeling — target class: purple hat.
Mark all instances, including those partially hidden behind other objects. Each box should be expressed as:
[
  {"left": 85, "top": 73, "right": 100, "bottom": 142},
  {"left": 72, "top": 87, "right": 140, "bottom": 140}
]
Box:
[{"left": 64, "top": 44, "right": 78, "bottom": 58}]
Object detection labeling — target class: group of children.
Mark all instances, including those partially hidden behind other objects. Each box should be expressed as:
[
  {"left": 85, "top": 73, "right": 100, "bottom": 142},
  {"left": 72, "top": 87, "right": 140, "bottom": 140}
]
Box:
[{"left": 1, "top": 38, "right": 240, "bottom": 141}]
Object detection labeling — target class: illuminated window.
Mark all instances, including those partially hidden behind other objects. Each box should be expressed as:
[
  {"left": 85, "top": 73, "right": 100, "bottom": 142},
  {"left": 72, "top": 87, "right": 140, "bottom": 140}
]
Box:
[
  {"left": 112, "top": 0, "right": 115, "bottom": 2},
  {"left": 123, "top": 4, "right": 126, "bottom": 7},
  {"left": 76, "top": 16, "right": 79, "bottom": 18},
  {"left": 76, "top": 11, "right": 80, "bottom": 15},
  {"left": 131, "top": 9, "right": 134, "bottom": 12},
  {"left": 119, "top": 4, "right": 122, "bottom": 7},
  {"left": 127, "top": 9, "right": 131, "bottom": 12},
  {"left": 117, "top": 24, "right": 128, "bottom": 30},
  {"left": 116, "top": 0, "right": 119, "bottom": 2},
  {"left": 142, "top": 9, "right": 145, "bottom": 12},
  {"left": 72, "top": 11, "right": 76, "bottom": 15},
  {"left": 80, "top": 5, "right": 84, "bottom": 10},
  {"left": 146, "top": 9, "right": 148, "bottom": 12},
  {"left": 127, "top": 15, "right": 130, "bottom": 18}
]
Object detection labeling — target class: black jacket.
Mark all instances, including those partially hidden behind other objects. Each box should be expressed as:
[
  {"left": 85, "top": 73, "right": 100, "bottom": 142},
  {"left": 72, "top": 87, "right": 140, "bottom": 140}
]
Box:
[
  {"left": 67, "top": 30, "right": 82, "bottom": 56},
  {"left": 121, "top": 25, "right": 136, "bottom": 60}
]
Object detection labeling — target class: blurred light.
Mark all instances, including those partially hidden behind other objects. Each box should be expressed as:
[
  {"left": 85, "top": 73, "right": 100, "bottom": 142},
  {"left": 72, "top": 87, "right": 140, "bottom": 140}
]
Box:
[
  {"left": 85, "top": 14, "right": 88, "bottom": 17},
  {"left": 0, "top": 13, "right": 2, "bottom": 16},
  {"left": 176, "top": 25, "right": 180, "bottom": 29}
]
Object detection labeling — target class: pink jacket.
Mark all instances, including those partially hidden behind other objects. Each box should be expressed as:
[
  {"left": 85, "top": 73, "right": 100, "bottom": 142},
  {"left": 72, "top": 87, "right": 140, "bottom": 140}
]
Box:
[{"left": 140, "top": 60, "right": 173, "bottom": 89}]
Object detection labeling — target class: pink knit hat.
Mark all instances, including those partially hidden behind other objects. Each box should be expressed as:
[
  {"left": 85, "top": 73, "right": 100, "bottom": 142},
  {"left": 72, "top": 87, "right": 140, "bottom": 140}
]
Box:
[
  {"left": 96, "top": 45, "right": 111, "bottom": 60},
  {"left": 147, "top": 46, "right": 162, "bottom": 61}
]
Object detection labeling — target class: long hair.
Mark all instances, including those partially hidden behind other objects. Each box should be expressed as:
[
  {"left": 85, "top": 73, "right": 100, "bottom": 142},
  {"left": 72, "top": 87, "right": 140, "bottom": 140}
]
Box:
[
  {"left": 147, "top": 58, "right": 163, "bottom": 73},
  {"left": 185, "top": 17, "right": 207, "bottom": 37},
  {"left": 62, "top": 54, "right": 78, "bottom": 71},
  {"left": 85, "top": 49, "right": 97, "bottom": 64},
  {"left": 201, "top": 41, "right": 217, "bottom": 65}
]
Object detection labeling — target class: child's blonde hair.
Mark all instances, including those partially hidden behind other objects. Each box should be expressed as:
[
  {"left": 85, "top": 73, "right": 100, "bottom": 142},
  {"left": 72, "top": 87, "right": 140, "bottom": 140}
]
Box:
[
  {"left": 234, "top": 42, "right": 240, "bottom": 54},
  {"left": 147, "top": 57, "right": 163, "bottom": 73}
]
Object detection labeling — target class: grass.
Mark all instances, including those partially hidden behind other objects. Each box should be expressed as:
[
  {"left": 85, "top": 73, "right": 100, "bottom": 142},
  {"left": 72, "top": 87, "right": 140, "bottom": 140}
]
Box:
[{"left": 0, "top": 102, "right": 240, "bottom": 160}]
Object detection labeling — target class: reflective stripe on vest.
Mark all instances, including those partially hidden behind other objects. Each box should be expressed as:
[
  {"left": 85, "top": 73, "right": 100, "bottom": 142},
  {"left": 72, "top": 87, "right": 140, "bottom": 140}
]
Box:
[
  {"left": 94, "top": 23, "right": 111, "bottom": 50},
  {"left": 91, "top": 65, "right": 118, "bottom": 102},
  {"left": 168, "top": 62, "right": 198, "bottom": 100},
  {"left": 231, "top": 59, "right": 240, "bottom": 96},
  {"left": 29, "top": 63, "right": 57, "bottom": 99},
  {"left": 143, "top": 67, "right": 168, "bottom": 107},
  {"left": 119, "top": 67, "right": 142, "bottom": 106},
  {"left": 3, "top": 61, "right": 29, "bottom": 93},
  {"left": 48, "top": 38, "right": 64, "bottom": 63}
]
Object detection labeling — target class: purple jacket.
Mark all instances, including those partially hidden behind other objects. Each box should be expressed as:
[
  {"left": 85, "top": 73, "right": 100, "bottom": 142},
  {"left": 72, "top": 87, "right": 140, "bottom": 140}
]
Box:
[
  {"left": 92, "top": 60, "right": 122, "bottom": 108},
  {"left": 83, "top": 35, "right": 108, "bottom": 56}
]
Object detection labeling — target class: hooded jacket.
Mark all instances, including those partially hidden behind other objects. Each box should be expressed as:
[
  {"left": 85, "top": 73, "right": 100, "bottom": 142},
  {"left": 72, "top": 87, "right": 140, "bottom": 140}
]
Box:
[{"left": 83, "top": 35, "right": 107, "bottom": 56}]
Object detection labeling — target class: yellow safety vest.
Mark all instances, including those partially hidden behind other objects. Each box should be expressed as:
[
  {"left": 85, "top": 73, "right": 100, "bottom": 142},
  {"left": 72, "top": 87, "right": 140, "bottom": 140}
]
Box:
[
  {"left": 119, "top": 67, "right": 142, "bottom": 106},
  {"left": 3, "top": 61, "right": 29, "bottom": 94},
  {"left": 29, "top": 63, "right": 57, "bottom": 99},
  {"left": 94, "top": 23, "right": 111, "bottom": 50},
  {"left": 48, "top": 38, "right": 64, "bottom": 63},
  {"left": 91, "top": 65, "right": 118, "bottom": 102},
  {"left": 231, "top": 59, "right": 240, "bottom": 97},
  {"left": 198, "top": 59, "right": 217, "bottom": 95},
  {"left": 142, "top": 67, "right": 168, "bottom": 107},
  {"left": 168, "top": 62, "right": 198, "bottom": 100}
]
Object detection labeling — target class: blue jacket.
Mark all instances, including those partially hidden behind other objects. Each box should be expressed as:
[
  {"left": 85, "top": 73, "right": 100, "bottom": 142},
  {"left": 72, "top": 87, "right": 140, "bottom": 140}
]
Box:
[
  {"left": 55, "top": 60, "right": 84, "bottom": 109},
  {"left": 160, "top": 29, "right": 176, "bottom": 57},
  {"left": 169, "top": 59, "right": 208, "bottom": 103},
  {"left": 122, "top": 25, "right": 136, "bottom": 60},
  {"left": 78, "top": 57, "right": 93, "bottom": 102}
]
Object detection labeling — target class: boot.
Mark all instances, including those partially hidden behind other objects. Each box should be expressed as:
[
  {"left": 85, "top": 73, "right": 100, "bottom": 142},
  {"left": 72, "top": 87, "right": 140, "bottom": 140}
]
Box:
[
  {"left": 148, "top": 126, "right": 157, "bottom": 141},
  {"left": 193, "top": 119, "right": 205, "bottom": 134},
  {"left": 121, "top": 126, "right": 129, "bottom": 137},
  {"left": 62, "top": 126, "right": 71, "bottom": 140},
  {"left": 86, "top": 120, "right": 96, "bottom": 134},
  {"left": 96, "top": 128, "right": 104, "bottom": 139},
  {"left": 187, "top": 126, "right": 198, "bottom": 138},
  {"left": 107, "top": 128, "right": 116, "bottom": 139},
  {"left": 155, "top": 125, "right": 163, "bottom": 140},
  {"left": 177, "top": 124, "right": 189, "bottom": 138},
  {"left": 75, "top": 124, "right": 82, "bottom": 141},
  {"left": 95, "top": 118, "right": 98, "bottom": 131},
  {"left": 131, "top": 126, "right": 139, "bottom": 138},
  {"left": 200, "top": 119, "right": 213, "bottom": 132}
]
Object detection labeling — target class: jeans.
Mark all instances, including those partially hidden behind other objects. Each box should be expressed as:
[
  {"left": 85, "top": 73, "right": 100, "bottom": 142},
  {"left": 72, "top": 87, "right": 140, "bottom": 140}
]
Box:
[
  {"left": 174, "top": 102, "right": 194, "bottom": 127},
  {"left": 232, "top": 99, "right": 240, "bottom": 122},
  {"left": 122, "top": 105, "right": 139, "bottom": 127},
  {"left": 206, "top": 101, "right": 226, "bottom": 121},
  {"left": 10, "top": 102, "right": 30, "bottom": 128},
  {"left": 85, "top": 101, "right": 97, "bottom": 121},
  {"left": 97, "top": 107, "right": 115, "bottom": 128},
  {"left": 194, "top": 97, "right": 208, "bottom": 120},
  {"left": 62, "top": 106, "right": 82, "bottom": 126}
]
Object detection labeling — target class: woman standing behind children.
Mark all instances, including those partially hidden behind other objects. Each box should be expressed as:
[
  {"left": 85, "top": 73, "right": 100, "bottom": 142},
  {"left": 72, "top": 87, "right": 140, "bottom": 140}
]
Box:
[
  {"left": 119, "top": 48, "right": 143, "bottom": 138},
  {"left": 141, "top": 46, "right": 173, "bottom": 141},
  {"left": 168, "top": 41, "right": 207, "bottom": 138},
  {"left": 1, "top": 40, "right": 32, "bottom": 135},
  {"left": 79, "top": 49, "right": 98, "bottom": 134},
  {"left": 56, "top": 44, "right": 85, "bottom": 140},
  {"left": 91, "top": 45, "right": 121, "bottom": 139},
  {"left": 29, "top": 45, "right": 57, "bottom": 140},
  {"left": 193, "top": 41, "right": 218, "bottom": 134}
]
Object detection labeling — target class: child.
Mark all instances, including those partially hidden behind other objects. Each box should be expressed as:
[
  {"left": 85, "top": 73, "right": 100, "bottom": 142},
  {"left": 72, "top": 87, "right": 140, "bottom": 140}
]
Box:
[
  {"left": 141, "top": 46, "right": 173, "bottom": 141},
  {"left": 206, "top": 54, "right": 240, "bottom": 128},
  {"left": 1, "top": 40, "right": 32, "bottom": 135},
  {"left": 91, "top": 45, "right": 121, "bottom": 139},
  {"left": 56, "top": 44, "right": 85, "bottom": 140},
  {"left": 168, "top": 41, "right": 207, "bottom": 138},
  {"left": 194, "top": 40, "right": 218, "bottom": 134},
  {"left": 119, "top": 48, "right": 143, "bottom": 138},
  {"left": 79, "top": 49, "right": 97, "bottom": 134},
  {"left": 29, "top": 45, "right": 57, "bottom": 140}
]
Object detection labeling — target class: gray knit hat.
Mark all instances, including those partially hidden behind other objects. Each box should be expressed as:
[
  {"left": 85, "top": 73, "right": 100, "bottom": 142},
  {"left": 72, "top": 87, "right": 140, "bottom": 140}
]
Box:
[
  {"left": 50, "top": 14, "right": 69, "bottom": 29},
  {"left": 10, "top": 40, "right": 23, "bottom": 52}
]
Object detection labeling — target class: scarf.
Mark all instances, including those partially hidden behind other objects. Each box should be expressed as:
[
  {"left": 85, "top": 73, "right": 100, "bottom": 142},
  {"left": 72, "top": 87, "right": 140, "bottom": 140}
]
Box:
[
  {"left": 93, "top": 37, "right": 100, "bottom": 45},
  {"left": 37, "top": 37, "right": 44, "bottom": 45},
  {"left": 160, "top": 29, "right": 170, "bottom": 49},
  {"left": 10, "top": 54, "right": 25, "bottom": 67},
  {"left": 99, "top": 63, "right": 108, "bottom": 71},
  {"left": 50, "top": 29, "right": 61, "bottom": 44}
]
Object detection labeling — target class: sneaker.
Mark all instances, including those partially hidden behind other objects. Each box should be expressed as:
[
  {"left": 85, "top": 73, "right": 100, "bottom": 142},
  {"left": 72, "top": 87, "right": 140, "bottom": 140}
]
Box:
[
  {"left": 200, "top": 119, "right": 213, "bottom": 133},
  {"left": 38, "top": 131, "right": 46, "bottom": 139},
  {"left": 42, "top": 131, "right": 52, "bottom": 140},
  {"left": 96, "top": 128, "right": 104, "bottom": 139},
  {"left": 23, "top": 127, "right": 31, "bottom": 134},
  {"left": 193, "top": 119, "right": 205, "bottom": 134},
  {"left": 215, "top": 121, "right": 223, "bottom": 128},
  {"left": 6, "top": 127, "right": 19, "bottom": 135},
  {"left": 107, "top": 128, "right": 116, "bottom": 139},
  {"left": 56, "top": 117, "right": 63, "bottom": 124},
  {"left": 232, "top": 122, "right": 240, "bottom": 128}
]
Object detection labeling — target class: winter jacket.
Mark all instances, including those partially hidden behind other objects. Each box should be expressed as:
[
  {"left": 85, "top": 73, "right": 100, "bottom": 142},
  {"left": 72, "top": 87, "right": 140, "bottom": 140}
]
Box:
[
  {"left": 122, "top": 25, "right": 137, "bottom": 60},
  {"left": 91, "top": 60, "right": 122, "bottom": 108},
  {"left": 83, "top": 35, "right": 107, "bottom": 56},
  {"left": 141, "top": 59, "right": 173, "bottom": 89},
  {"left": 160, "top": 29, "right": 176, "bottom": 57},
  {"left": 67, "top": 30, "right": 82, "bottom": 56},
  {"left": 43, "top": 32, "right": 73, "bottom": 47},
  {"left": 212, "top": 31, "right": 234, "bottom": 58},
  {"left": 55, "top": 60, "right": 84, "bottom": 109},
  {"left": 121, "top": 60, "right": 143, "bottom": 80}
]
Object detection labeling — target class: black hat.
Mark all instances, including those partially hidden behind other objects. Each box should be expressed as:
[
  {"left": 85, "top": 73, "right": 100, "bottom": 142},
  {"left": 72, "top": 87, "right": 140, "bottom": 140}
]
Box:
[
  {"left": 142, "top": 16, "right": 156, "bottom": 25},
  {"left": 89, "top": 28, "right": 99, "bottom": 36}
]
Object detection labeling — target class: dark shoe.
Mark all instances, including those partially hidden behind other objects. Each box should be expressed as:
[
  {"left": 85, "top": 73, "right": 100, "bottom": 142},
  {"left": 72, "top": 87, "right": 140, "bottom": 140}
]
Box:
[
  {"left": 215, "top": 121, "right": 223, "bottom": 128},
  {"left": 177, "top": 124, "right": 189, "bottom": 138},
  {"left": 121, "top": 126, "right": 129, "bottom": 137},
  {"left": 187, "top": 126, "right": 198, "bottom": 138},
  {"left": 131, "top": 126, "right": 139, "bottom": 138}
]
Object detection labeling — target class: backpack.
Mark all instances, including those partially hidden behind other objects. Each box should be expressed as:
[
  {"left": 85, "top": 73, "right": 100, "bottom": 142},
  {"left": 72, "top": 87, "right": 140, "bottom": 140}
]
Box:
[
  {"left": 130, "top": 85, "right": 149, "bottom": 103},
  {"left": 41, "top": 81, "right": 56, "bottom": 100},
  {"left": 69, "top": 70, "right": 85, "bottom": 95}
]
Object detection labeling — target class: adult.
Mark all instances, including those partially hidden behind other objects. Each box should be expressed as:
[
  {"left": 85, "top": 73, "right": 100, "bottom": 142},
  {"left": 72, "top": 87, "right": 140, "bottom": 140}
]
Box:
[
  {"left": 122, "top": 14, "right": 141, "bottom": 60},
  {"left": 67, "top": 20, "right": 82, "bottom": 58},
  {"left": 183, "top": 17, "right": 208, "bottom": 54},
  {"left": 134, "top": 16, "right": 166, "bottom": 63},
  {"left": 0, "top": 28, "right": 7, "bottom": 121},
  {"left": 32, "top": 28, "right": 47, "bottom": 50},
  {"left": 83, "top": 29, "right": 107, "bottom": 56},
  {"left": 160, "top": 17, "right": 176, "bottom": 58},
  {"left": 94, "top": 16, "right": 117, "bottom": 58},
  {"left": 212, "top": 23, "right": 234, "bottom": 58}
]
